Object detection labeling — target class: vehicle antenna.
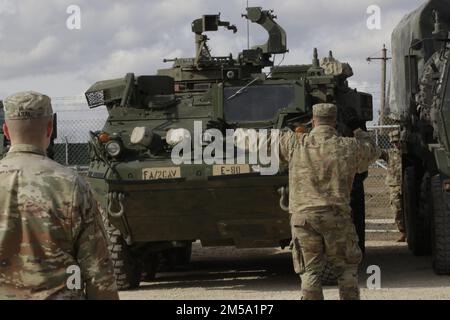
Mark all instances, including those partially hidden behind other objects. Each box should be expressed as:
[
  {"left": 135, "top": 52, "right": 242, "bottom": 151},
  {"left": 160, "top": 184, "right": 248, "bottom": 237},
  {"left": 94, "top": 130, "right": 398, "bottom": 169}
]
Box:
[{"left": 247, "top": 0, "right": 250, "bottom": 49}]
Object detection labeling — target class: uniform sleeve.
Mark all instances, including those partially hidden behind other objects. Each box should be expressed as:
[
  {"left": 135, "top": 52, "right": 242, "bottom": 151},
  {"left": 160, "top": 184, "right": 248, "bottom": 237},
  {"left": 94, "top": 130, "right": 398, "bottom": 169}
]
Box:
[
  {"left": 353, "top": 129, "right": 382, "bottom": 174},
  {"left": 72, "top": 177, "right": 119, "bottom": 300},
  {"left": 279, "top": 131, "right": 298, "bottom": 164}
]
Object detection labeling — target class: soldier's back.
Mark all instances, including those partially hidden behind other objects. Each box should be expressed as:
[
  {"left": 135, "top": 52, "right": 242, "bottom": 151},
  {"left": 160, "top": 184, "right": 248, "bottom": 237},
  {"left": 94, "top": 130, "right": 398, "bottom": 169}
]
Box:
[
  {"left": 0, "top": 144, "right": 86, "bottom": 299},
  {"left": 286, "top": 126, "right": 370, "bottom": 214},
  {"left": 386, "top": 147, "right": 402, "bottom": 186}
]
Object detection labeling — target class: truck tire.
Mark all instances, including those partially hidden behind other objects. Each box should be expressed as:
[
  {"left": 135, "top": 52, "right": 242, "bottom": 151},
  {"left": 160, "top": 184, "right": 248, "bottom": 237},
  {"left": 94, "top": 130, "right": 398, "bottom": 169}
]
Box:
[
  {"left": 101, "top": 213, "right": 142, "bottom": 290},
  {"left": 417, "top": 173, "right": 432, "bottom": 255},
  {"left": 430, "top": 175, "right": 450, "bottom": 274},
  {"left": 403, "top": 167, "right": 430, "bottom": 255}
]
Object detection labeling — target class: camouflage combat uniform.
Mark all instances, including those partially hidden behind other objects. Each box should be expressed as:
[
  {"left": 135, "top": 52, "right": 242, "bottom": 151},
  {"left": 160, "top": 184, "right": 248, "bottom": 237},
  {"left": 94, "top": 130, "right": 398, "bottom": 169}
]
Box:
[
  {"left": 280, "top": 104, "right": 380, "bottom": 300},
  {"left": 384, "top": 130, "right": 405, "bottom": 238},
  {"left": 0, "top": 92, "right": 118, "bottom": 300}
]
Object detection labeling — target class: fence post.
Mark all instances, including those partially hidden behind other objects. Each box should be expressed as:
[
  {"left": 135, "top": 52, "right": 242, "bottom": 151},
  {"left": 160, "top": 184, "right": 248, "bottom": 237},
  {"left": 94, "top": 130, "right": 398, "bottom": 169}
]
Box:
[
  {"left": 64, "top": 136, "right": 69, "bottom": 166},
  {"left": 375, "top": 128, "right": 379, "bottom": 147}
]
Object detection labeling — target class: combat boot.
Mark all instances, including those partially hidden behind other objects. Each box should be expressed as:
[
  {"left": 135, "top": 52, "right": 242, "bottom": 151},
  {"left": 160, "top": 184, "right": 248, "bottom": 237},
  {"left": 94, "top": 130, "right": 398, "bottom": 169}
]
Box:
[{"left": 396, "top": 233, "right": 406, "bottom": 242}]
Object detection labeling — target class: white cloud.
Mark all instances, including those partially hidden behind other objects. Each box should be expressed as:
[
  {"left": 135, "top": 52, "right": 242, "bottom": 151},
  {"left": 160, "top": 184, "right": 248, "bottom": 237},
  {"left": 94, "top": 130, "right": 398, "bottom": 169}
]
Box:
[
  {"left": 112, "top": 27, "right": 142, "bottom": 47},
  {"left": 0, "top": 0, "right": 15, "bottom": 15},
  {"left": 86, "top": 46, "right": 184, "bottom": 81}
]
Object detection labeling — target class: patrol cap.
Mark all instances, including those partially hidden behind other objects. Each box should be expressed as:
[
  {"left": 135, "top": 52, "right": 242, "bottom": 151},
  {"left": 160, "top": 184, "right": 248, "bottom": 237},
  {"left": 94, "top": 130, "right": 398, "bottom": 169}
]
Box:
[
  {"left": 389, "top": 130, "right": 400, "bottom": 143},
  {"left": 3, "top": 91, "right": 53, "bottom": 120},
  {"left": 312, "top": 103, "right": 337, "bottom": 118}
]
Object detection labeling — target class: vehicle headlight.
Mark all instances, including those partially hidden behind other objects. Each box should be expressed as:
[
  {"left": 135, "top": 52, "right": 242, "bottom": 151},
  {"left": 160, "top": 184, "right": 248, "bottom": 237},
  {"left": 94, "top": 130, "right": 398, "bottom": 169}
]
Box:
[
  {"left": 166, "top": 128, "right": 191, "bottom": 146},
  {"left": 105, "top": 141, "right": 122, "bottom": 157},
  {"left": 131, "top": 127, "right": 154, "bottom": 147}
]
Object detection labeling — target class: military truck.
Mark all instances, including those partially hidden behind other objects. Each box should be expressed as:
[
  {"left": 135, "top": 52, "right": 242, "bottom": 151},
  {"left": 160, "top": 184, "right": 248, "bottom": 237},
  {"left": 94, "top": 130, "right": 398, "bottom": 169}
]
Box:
[
  {"left": 388, "top": 0, "right": 450, "bottom": 274},
  {"left": 85, "top": 7, "right": 373, "bottom": 289}
]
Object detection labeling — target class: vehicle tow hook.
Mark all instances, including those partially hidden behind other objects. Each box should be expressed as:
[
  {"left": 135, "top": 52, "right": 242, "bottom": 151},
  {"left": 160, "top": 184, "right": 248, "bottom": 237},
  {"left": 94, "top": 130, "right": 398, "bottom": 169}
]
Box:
[
  {"left": 108, "top": 192, "right": 125, "bottom": 218},
  {"left": 278, "top": 186, "right": 289, "bottom": 212}
]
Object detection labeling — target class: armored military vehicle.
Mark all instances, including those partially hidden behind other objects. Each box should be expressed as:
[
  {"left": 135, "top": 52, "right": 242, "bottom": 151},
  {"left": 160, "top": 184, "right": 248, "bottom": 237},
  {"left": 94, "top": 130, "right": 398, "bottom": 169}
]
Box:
[
  {"left": 388, "top": 0, "right": 450, "bottom": 274},
  {"left": 85, "top": 7, "right": 373, "bottom": 289}
]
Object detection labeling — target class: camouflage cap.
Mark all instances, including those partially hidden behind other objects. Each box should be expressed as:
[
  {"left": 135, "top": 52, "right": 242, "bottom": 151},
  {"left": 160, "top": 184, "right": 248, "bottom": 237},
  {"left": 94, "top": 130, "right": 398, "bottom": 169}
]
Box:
[
  {"left": 312, "top": 103, "right": 337, "bottom": 118},
  {"left": 3, "top": 91, "right": 53, "bottom": 120},
  {"left": 389, "top": 130, "right": 400, "bottom": 142}
]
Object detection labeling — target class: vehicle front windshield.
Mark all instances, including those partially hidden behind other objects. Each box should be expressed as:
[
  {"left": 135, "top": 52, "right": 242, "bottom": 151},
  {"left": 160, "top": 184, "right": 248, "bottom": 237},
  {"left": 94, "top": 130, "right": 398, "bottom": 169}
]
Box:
[{"left": 224, "top": 85, "right": 295, "bottom": 122}]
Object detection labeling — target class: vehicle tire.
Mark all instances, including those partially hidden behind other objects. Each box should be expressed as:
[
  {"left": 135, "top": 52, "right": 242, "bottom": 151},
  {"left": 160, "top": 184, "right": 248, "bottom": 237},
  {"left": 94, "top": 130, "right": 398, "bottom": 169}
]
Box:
[
  {"left": 417, "top": 173, "right": 432, "bottom": 255},
  {"left": 430, "top": 175, "right": 450, "bottom": 274},
  {"left": 101, "top": 212, "right": 142, "bottom": 290},
  {"left": 403, "top": 167, "right": 430, "bottom": 255}
]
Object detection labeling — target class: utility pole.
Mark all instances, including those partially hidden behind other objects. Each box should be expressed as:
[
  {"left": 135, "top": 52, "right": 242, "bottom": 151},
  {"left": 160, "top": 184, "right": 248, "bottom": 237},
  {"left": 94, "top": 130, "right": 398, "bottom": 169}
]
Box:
[{"left": 367, "top": 44, "right": 392, "bottom": 126}]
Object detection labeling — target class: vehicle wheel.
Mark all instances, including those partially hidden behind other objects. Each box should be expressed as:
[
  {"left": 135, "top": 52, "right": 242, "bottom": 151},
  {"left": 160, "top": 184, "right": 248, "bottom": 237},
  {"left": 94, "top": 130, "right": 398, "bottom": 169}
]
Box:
[
  {"left": 417, "top": 173, "right": 432, "bottom": 255},
  {"left": 101, "top": 212, "right": 142, "bottom": 290},
  {"left": 403, "top": 167, "right": 431, "bottom": 255},
  {"left": 430, "top": 175, "right": 450, "bottom": 274}
]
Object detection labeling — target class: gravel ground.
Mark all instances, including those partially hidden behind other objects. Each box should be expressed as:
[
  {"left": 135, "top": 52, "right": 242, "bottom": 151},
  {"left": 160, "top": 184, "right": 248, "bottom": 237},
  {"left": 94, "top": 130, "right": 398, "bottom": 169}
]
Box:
[{"left": 120, "top": 239, "right": 450, "bottom": 300}]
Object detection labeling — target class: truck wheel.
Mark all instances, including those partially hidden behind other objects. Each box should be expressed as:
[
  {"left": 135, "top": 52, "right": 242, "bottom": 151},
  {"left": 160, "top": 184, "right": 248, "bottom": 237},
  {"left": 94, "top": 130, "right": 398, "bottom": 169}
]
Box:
[
  {"left": 430, "top": 175, "right": 450, "bottom": 274},
  {"left": 403, "top": 167, "right": 430, "bottom": 255},
  {"left": 101, "top": 213, "right": 142, "bottom": 290},
  {"left": 417, "top": 173, "right": 432, "bottom": 255}
]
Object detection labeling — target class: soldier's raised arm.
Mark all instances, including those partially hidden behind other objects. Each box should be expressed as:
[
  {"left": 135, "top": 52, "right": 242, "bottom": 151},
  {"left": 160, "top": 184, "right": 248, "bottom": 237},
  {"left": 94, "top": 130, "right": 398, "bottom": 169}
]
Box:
[
  {"left": 353, "top": 128, "right": 382, "bottom": 173},
  {"left": 279, "top": 130, "right": 305, "bottom": 164},
  {"left": 72, "top": 178, "right": 119, "bottom": 300}
]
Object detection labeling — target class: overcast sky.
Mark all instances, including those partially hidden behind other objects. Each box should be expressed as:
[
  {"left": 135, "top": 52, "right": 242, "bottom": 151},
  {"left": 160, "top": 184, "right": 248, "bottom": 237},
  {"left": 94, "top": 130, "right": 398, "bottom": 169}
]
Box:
[{"left": 0, "top": 0, "right": 427, "bottom": 121}]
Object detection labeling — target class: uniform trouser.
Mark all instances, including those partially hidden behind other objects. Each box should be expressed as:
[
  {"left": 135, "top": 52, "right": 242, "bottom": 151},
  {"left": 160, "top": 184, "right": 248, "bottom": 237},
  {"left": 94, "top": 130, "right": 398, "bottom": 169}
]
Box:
[
  {"left": 389, "top": 185, "right": 404, "bottom": 233},
  {"left": 290, "top": 212, "right": 362, "bottom": 300}
]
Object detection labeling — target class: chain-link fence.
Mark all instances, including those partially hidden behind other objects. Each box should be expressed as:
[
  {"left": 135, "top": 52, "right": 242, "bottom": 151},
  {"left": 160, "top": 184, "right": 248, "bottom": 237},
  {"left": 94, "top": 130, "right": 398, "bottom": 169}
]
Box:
[
  {"left": 52, "top": 97, "right": 107, "bottom": 169},
  {"left": 53, "top": 118, "right": 106, "bottom": 167},
  {"left": 365, "top": 125, "right": 400, "bottom": 219}
]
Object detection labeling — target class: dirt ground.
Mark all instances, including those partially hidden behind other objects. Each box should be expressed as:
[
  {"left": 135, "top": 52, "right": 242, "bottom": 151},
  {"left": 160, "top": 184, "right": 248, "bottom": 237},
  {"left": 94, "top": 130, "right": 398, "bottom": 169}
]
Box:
[{"left": 120, "top": 239, "right": 450, "bottom": 300}]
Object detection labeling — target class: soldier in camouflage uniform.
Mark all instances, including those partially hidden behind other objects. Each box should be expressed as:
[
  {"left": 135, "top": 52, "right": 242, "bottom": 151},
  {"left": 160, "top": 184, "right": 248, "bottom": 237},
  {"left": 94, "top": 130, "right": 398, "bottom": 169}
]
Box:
[
  {"left": 280, "top": 104, "right": 380, "bottom": 300},
  {"left": 0, "top": 91, "right": 119, "bottom": 300},
  {"left": 383, "top": 130, "right": 405, "bottom": 242}
]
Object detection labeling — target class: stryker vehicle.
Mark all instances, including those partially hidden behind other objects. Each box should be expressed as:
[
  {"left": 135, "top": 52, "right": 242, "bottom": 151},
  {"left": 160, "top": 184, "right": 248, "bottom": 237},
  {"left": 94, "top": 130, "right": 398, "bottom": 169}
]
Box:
[
  {"left": 388, "top": 0, "right": 450, "bottom": 274},
  {"left": 85, "top": 7, "right": 373, "bottom": 289}
]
